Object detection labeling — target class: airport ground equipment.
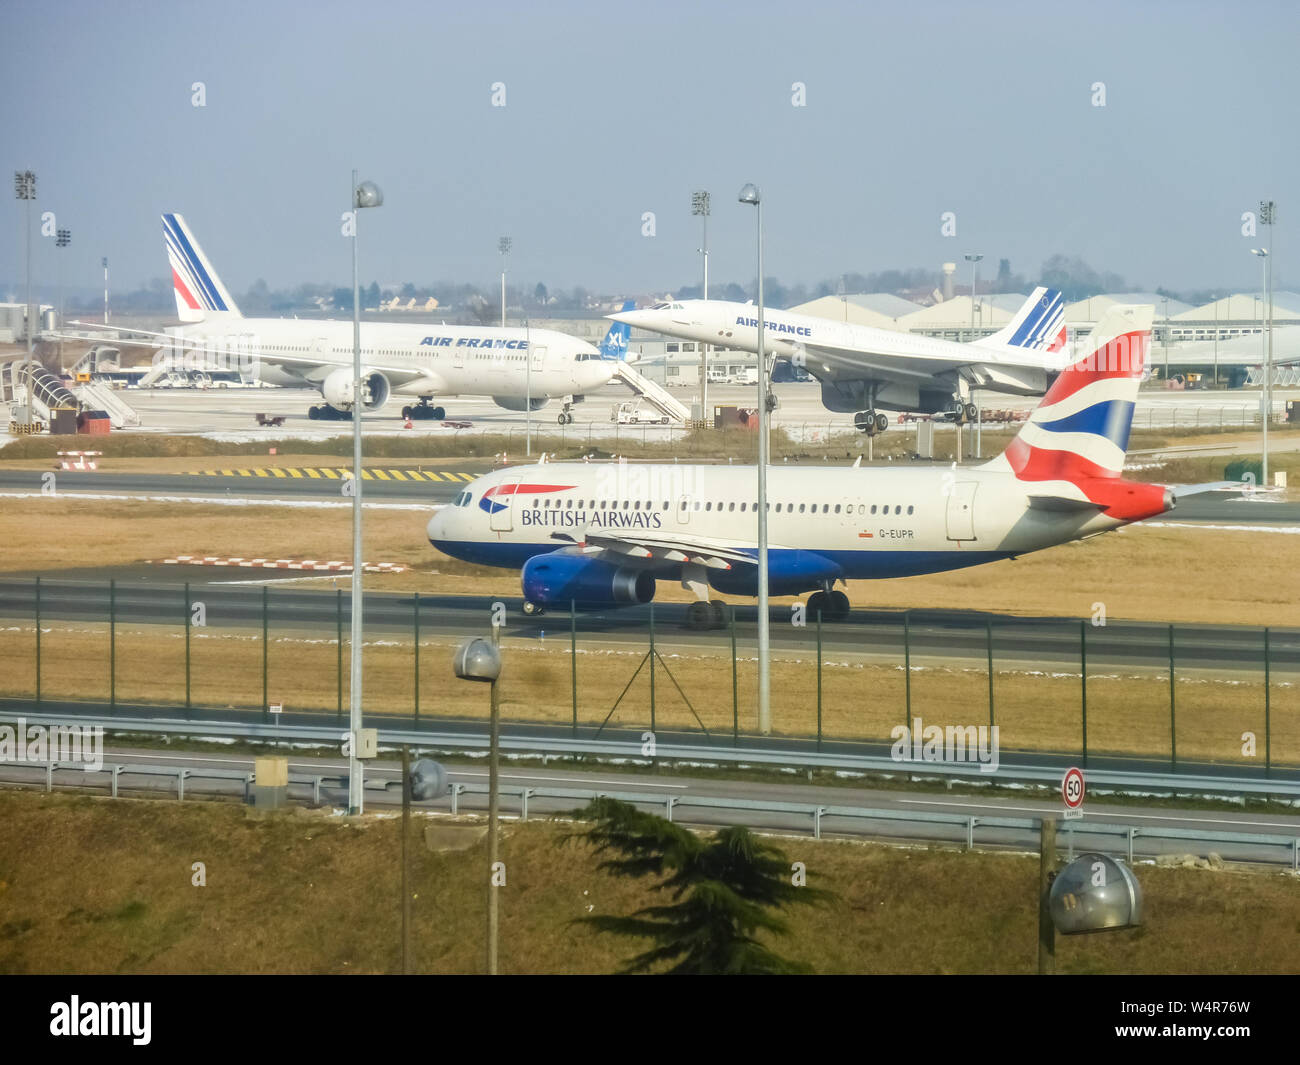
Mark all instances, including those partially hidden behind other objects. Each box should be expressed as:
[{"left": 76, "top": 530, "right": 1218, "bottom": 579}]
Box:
[{"left": 611, "top": 360, "right": 690, "bottom": 423}]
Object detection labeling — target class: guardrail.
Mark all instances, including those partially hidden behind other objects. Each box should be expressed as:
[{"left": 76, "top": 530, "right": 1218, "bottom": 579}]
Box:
[
  {"left": 4, "top": 756, "right": 1297, "bottom": 870},
  {"left": 4, "top": 710, "right": 1299, "bottom": 801}
]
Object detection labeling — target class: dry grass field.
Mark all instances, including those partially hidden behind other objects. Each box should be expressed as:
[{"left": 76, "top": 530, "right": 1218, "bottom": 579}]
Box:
[
  {"left": 2, "top": 621, "right": 1294, "bottom": 766},
  {"left": 0, "top": 791, "right": 1297, "bottom": 974}
]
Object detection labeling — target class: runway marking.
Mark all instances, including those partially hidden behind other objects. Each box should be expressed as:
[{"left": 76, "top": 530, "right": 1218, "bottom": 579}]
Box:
[
  {"left": 387, "top": 469, "right": 407, "bottom": 481},
  {"left": 898, "top": 797, "right": 1300, "bottom": 829}
]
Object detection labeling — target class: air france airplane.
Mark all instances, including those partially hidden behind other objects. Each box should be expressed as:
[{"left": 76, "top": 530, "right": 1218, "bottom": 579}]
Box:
[
  {"left": 75, "top": 214, "right": 617, "bottom": 422},
  {"left": 428, "top": 304, "right": 1218, "bottom": 629},
  {"left": 609, "top": 288, "right": 1069, "bottom": 433}
]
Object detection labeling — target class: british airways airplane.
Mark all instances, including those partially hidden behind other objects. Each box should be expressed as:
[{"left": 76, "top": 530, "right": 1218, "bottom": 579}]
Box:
[
  {"left": 78, "top": 214, "right": 617, "bottom": 423},
  {"left": 428, "top": 304, "right": 1219, "bottom": 629},
  {"left": 608, "top": 288, "right": 1069, "bottom": 433}
]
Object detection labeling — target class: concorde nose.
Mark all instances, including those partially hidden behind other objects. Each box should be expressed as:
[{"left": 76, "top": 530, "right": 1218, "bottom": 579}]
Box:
[{"left": 606, "top": 308, "right": 662, "bottom": 329}]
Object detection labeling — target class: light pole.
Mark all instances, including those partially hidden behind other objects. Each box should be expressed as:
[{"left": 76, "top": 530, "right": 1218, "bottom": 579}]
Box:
[
  {"left": 56, "top": 228, "right": 70, "bottom": 369},
  {"left": 498, "top": 236, "right": 511, "bottom": 329},
  {"left": 14, "top": 171, "right": 36, "bottom": 353},
  {"left": 1252, "top": 246, "right": 1271, "bottom": 487},
  {"left": 739, "top": 183, "right": 770, "bottom": 735},
  {"left": 1260, "top": 199, "right": 1276, "bottom": 486},
  {"left": 102, "top": 257, "right": 109, "bottom": 325},
  {"left": 964, "top": 253, "right": 983, "bottom": 337},
  {"left": 348, "top": 171, "right": 384, "bottom": 816},
  {"left": 692, "top": 190, "right": 710, "bottom": 420},
  {"left": 1160, "top": 297, "right": 1170, "bottom": 380}
]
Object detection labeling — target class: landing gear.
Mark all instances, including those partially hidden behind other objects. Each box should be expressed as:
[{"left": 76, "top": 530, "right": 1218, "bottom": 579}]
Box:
[
  {"left": 687, "top": 601, "right": 714, "bottom": 630},
  {"left": 807, "top": 588, "right": 850, "bottom": 622},
  {"left": 522, "top": 599, "right": 545, "bottom": 617},
  {"left": 556, "top": 400, "right": 576, "bottom": 425},
  {"left": 308, "top": 404, "right": 350, "bottom": 421},
  {"left": 951, "top": 401, "right": 978, "bottom": 424},
  {"left": 401, "top": 402, "right": 446, "bottom": 421},
  {"left": 686, "top": 599, "right": 730, "bottom": 631},
  {"left": 854, "top": 409, "right": 890, "bottom": 436}
]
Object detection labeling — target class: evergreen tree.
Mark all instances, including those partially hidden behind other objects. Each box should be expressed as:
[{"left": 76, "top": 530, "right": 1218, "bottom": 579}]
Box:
[{"left": 569, "top": 797, "right": 833, "bottom": 974}]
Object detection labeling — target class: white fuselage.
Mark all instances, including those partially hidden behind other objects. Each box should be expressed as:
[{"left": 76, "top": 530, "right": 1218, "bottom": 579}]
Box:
[
  {"left": 613, "top": 300, "right": 1062, "bottom": 412},
  {"left": 163, "top": 316, "right": 614, "bottom": 401},
  {"left": 428, "top": 460, "right": 1128, "bottom": 595}
]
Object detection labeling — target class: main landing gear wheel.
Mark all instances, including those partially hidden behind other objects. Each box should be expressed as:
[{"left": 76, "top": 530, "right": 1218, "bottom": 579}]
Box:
[
  {"left": 403, "top": 404, "right": 447, "bottom": 421},
  {"left": 687, "top": 601, "right": 727, "bottom": 631},
  {"left": 875, "top": 412, "right": 889, "bottom": 433},
  {"left": 557, "top": 412, "right": 574, "bottom": 425},
  {"left": 964, "top": 402, "right": 978, "bottom": 423},
  {"left": 807, "top": 590, "right": 851, "bottom": 622},
  {"left": 709, "top": 600, "right": 730, "bottom": 628},
  {"left": 522, "top": 600, "right": 545, "bottom": 617}
]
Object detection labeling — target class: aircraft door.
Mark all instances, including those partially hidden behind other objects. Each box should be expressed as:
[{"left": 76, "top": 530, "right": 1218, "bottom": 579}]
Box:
[
  {"left": 489, "top": 483, "right": 516, "bottom": 532},
  {"left": 945, "top": 482, "right": 978, "bottom": 541},
  {"left": 530, "top": 345, "right": 547, "bottom": 374},
  {"left": 452, "top": 343, "right": 465, "bottom": 370},
  {"left": 675, "top": 494, "right": 691, "bottom": 525}
]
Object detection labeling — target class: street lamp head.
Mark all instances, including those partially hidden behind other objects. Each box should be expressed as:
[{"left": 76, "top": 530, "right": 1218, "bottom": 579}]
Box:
[
  {"left": 354, "top": 180, "right": 383, "bottom": 209},
  {"left": 1251, "top": 247, "right": 1269, "bottom": 258},
  {"left": 964, "top": 253, "right": 983, "bottom": 263},
  {"left": 738, "top": 183, "right": 760, "bottom": 206}
]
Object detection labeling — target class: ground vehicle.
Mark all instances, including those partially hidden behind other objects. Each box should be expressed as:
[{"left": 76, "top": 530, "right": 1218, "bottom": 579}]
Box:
[{"left": 611, "top": 400, "right": 669, "bottom": 425}]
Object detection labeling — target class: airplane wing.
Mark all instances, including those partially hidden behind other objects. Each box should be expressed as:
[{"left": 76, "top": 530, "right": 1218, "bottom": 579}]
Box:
[{"left": 549, "top": 528, "right": 771, "bottom": 571}]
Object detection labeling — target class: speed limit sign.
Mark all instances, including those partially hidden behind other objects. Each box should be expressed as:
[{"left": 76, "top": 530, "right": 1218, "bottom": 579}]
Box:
[{"left": 1062, "top": 767, "right": 1085, "bottom": 817}]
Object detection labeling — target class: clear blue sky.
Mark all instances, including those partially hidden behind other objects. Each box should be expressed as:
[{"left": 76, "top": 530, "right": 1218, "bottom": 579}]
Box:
[{"left": 4, "top": 0, "right": 1295, "bottom": 299}]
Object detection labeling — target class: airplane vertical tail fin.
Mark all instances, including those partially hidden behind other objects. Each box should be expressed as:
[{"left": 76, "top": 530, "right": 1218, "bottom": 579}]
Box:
[
  {"left": 991, "top": 304, "right": 1153, "bottom": 484},
  {"left": 975, "top": 287, "right": 1066, "bottom": 359},
  {"left": 598, "top": 300, "right": 635, "bottom": 360},
  {"left": 163, "top": 213, "right": 242, "bottom": 323}
]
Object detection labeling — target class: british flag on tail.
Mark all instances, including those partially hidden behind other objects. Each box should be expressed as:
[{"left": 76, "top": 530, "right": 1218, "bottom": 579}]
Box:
[{"left": 986, "top": 304, "right": 1173, "bottom": 522}]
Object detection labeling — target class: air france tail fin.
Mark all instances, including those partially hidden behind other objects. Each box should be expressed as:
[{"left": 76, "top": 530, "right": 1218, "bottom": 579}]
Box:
[
  {"left": 598, "top": 300, "right": 635, "bottom": 360},
  {"left": 976, "top": 287, "right": 1066, "bottom": 358},
  {"left": 990, "top": 304, "right": 1153, "bottom": 484},
  {"left": 163, "top": 213, "right": 242, "bottom": 323}
]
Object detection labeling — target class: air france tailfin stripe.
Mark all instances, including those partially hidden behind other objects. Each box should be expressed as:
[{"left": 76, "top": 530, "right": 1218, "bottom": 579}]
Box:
[
  {"left": 986, "top": 304, "right": 1153, "bottom": 484},
  {"left": 977, "top": 287, "right": 1066, "bottom": 357},
  {"left": 163, "top": 213, "right": 242, "bottom": 323},
  {"left": 599, "top": 300, "right": 634, "bottom": 360}
]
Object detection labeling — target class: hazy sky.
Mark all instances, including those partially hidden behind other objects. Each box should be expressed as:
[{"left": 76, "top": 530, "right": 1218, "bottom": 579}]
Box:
[{"left": 4, "top": 0, "right": 1296, "bottom": 300}]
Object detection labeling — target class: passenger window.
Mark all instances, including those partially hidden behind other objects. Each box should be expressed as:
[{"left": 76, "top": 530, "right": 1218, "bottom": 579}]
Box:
[
  {"left": 706, "top": 502, "right": 712, "bottom": 511},
  {"left": 870, "top": 505, "right": 877, "bottom": 515},
  {"left": 834, "top": 504, "right": 841, "bottom": 514},
  {"left": 907, "top": 505, "right": 914, "bottom": 515},
  {"left": 728, "top": 502, "right": 735, "bottom": 512},
  {"left": 895, "top": 505, "right": 902, "bottom": 515}
]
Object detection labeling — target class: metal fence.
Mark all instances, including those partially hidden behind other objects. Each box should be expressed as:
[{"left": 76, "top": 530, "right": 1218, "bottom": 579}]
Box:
[{"left": 2, "top": 577, "right": 1296, "bottom": 775}]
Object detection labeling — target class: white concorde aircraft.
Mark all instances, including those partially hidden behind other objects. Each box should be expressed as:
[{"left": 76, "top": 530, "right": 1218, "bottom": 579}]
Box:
[
  {"left": 609, "top": 288, "right": 1071, "bottom": 432},
  {"left": 428, "top": 303, "right": 1226, "bottom": 630},
  {"left": 68, "top": 214, "right": 617, "bottom": 423}
]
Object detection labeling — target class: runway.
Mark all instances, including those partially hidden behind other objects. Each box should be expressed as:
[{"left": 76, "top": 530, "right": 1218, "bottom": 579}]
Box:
[{"left": 1, "top": 577, "right": 1293, "bottom": 674}]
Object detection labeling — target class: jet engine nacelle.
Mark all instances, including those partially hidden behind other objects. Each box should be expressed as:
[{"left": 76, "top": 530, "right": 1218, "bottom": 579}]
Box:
[
  {"left": 521, "top": 553, "right": 655, "bottom": 611},
  {"left": 321, "top": 367, "right": 391, "bottom": 412},
  {"left": 493, "top": 395, "right": 549, "bottom": 412}
]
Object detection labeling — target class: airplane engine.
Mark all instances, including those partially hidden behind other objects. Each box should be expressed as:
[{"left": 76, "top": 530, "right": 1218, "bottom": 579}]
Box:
[
  {"left": 521, "top": 553, "right": 655, "bottom": 612},
  {"left": 321, "top": 367, "right": 391, "bottom": 412},
  {"left": 493, "top": 395, "right": 549, "bottom": 412}
]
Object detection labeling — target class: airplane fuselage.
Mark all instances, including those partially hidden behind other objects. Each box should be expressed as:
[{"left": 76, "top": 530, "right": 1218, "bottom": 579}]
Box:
[
  {"left": 162, "top": 316, "right": 613, "bottom": 402},
  {"left": 428, "top": 461, "right": 1161, "bottom": 598}
]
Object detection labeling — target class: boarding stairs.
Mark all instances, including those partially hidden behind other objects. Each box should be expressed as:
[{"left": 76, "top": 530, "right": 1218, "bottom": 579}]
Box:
[
  {"left": 612, "top": 361, "right": 690, "bottom": 422},
  {"left": 71, "top": 380, "right": 141, "bottom": 428}
]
